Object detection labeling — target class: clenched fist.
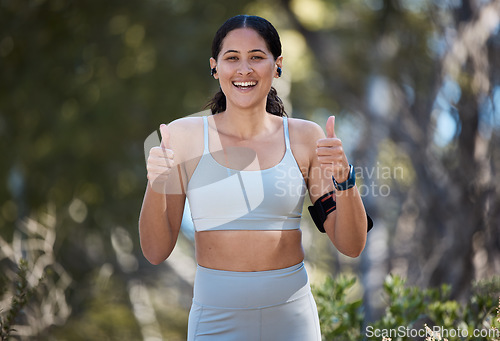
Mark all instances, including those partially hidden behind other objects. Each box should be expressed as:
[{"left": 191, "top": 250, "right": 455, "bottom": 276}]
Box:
[
  {"left": 316, "top": 116, "right": 350, "bottom": 183},
  {"left": 147, "top": 124, "right": 175, "bottom": 193}
]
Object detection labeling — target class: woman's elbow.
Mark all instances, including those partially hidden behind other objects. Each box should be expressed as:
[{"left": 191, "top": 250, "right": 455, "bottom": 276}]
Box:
[
  {"left": 148, "top": 257, "right": 166, "bottom": 266},
  {"left": 140, "top": 240, "right": 171, "bottom": 265},
  {"left": 339, "top": 242, "right": 366, "bottom": 258},
  {"left": 342, "top": 247, "right": 364, "bottom": 258},
  {"left": 143, "top": 251, "right": 169, "bottom": 265}
]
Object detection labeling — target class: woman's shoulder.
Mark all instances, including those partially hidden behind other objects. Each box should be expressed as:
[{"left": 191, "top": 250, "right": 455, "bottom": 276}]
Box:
[
  {"left": 164, "top": 116, "right": 205, "bottom": 160},
  {"left": 166, "top": 115, "right": 204, "bottom": 132},
  {"left": 287, "top": 117, "right": 325, "bottom": 141}
]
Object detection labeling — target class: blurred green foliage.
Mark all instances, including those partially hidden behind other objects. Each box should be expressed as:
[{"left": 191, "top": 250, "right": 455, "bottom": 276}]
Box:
[
  {"left": 0, "top": 259, "right": 41, "bottom": 341},
  {"left": 314, "top": 274, "right": 364, "bottom": 341},
  {"left": 48, "top": 272, "right": 142, "bottom": 341},
  {"left": 313, "top": 274, "right": 500, "bottom": 341}
]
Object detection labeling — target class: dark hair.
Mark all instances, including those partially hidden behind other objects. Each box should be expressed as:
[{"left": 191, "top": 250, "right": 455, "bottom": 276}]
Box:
[{"left": 205, "top": 15, "right": 286, "bottom": 117}]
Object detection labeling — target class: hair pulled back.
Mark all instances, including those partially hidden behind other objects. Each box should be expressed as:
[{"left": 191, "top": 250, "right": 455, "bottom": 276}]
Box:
[{"left": 206, "top": 15, "right": 286, "bottom": 117}]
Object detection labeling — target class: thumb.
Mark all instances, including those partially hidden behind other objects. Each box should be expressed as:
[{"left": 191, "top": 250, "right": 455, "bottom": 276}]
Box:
[
  {"left": 326, "top": 116, "right": 336, "bottom": 138},
  {"left": 160, "top": 124, "right": 170, "bottom": 149}
]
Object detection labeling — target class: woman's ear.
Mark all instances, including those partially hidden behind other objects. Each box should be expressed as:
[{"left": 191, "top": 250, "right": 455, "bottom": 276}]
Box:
[
  {"left": 209, "top": 57, "right": 218, "bottom": 79},
  {"left": 275, "top": 56, "right": 283, "bottom": 78}
]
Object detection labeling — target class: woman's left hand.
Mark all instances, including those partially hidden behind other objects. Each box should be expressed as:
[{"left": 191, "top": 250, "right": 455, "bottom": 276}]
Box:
[{"left": 316, "top": 116, "right": 350, "bottom": 183}]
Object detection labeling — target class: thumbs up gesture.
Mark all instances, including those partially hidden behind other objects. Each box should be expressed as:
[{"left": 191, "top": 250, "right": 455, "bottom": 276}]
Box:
[
  {"left": 316, "top": 116, "right": 350, "bottom": 183},
  {"left": 147, "top": 124, "right": 175, "bottom": 192}
]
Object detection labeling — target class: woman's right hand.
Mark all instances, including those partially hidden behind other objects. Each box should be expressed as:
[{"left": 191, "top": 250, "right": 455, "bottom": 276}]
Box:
[{"left": 147, "top": 124, "right": 175, "bottom": 193}]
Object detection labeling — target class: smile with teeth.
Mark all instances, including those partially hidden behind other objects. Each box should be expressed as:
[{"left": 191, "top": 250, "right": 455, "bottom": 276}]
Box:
[{"left": 233, "top": 81, "right": 257, "bottom": 89}]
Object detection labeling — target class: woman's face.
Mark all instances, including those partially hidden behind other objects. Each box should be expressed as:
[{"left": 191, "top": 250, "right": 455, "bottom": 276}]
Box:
[{"left": 210, "top": 28, "right": 282, "bottom": 112}]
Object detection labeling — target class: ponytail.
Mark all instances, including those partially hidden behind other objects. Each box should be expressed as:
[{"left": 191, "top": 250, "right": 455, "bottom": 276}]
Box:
[
  {"left": 266, "top": 87, "right": 286, "bottom": 117},
  {"left": 206, "top": 89, "right": 226, "bottom": 115},
  {"left": 205, "top": 86, "right": 287, "bottom": 117}
]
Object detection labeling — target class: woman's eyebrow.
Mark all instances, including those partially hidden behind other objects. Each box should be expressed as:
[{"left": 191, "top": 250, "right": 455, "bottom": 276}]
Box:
[
  {"left": 248, "top": 49, "right": 266, "bottom": 54},
  {"left": 222, "top": 49, "right": 239, "bottom": 55},
  {"left": 222, "top": 49, "right": 267, "bottom": 55}
]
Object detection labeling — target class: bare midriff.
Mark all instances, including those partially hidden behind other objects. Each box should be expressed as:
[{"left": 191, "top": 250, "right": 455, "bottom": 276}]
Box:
[{"left": 195, "top": 229, "right": 304, "bottom": 272}]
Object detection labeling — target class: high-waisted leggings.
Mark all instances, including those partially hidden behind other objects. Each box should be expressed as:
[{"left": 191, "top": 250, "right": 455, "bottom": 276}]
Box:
[{"left": 187, "top": 262, "right": 321, "bottom": 341}]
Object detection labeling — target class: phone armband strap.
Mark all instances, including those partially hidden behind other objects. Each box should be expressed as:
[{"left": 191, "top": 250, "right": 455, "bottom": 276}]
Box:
[{"left": 308, "top": 191, "right": 374, "bottom": 233}]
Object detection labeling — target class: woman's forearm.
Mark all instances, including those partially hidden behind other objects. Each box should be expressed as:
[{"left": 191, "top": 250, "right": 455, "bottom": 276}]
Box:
[
  {"left": 324, "top": 186, "right": 367, "bottom": 257},
  {"left": 139, "top": 181, "right": 177, "bottom": 265}
]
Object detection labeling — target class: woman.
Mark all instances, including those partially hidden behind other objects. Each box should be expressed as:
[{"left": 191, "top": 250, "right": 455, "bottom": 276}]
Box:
[{"left": 139, "top": 15, "right": 372, "bottom": 341}]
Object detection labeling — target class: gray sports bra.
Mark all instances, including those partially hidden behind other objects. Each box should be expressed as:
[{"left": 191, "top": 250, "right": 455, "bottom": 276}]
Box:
[{"left": 186, "top": 116, "right": 307, "bottom": 232}]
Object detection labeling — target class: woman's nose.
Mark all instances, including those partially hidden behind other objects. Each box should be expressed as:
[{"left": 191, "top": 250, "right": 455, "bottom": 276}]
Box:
[{"left": 237, "top": 61, "right": 253, "bottom": 75}]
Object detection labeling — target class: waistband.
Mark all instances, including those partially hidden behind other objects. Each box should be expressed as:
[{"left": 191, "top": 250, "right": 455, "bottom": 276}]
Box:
[{"left": 193, "top": 262, "right": 310, "bottom": 309}]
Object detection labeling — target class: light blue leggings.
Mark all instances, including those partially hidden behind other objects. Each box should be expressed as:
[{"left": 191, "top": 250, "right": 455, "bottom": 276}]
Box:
[{"left": 187, "top": 262, "right": 321, "bottom": 341}]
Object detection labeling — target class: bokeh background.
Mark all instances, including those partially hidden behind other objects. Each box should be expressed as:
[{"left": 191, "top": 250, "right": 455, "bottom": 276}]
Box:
[{"left": 1, "top": 0, "right": 499, "bottom": 339}]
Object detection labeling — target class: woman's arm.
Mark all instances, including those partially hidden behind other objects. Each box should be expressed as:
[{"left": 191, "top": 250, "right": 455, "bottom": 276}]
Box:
[
  {"left": 139, "top": 122, "right": 187, "bottom": 265},
  {"left": 305, "top": 116, "right": 368, "bottom": 257},
  {"left": 139, "top": 184, "right": 185, "bottom": 265}
]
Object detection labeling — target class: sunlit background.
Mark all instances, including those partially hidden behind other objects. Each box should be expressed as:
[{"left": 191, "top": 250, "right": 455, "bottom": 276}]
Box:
[{"left": 1, "top": 0, "right": 499, "bottom": 340}]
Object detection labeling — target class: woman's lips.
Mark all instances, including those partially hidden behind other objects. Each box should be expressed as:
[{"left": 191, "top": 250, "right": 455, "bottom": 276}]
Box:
[{"left": 232, "top": 81, "right": 257, "bottom": 89}]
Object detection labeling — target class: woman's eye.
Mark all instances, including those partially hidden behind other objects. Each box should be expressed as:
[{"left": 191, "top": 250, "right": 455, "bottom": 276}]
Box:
[
  {"left": 252, "top": 56, "right": 263, "bottom": 60},
  {"left": 227, "top": 56, "right": 238, "bottom": 60}
]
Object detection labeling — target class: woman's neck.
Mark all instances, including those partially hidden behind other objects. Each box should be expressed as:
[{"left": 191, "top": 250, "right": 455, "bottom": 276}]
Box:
[{"left": 217, "top": 104, "right": 273, "bottom": 140}]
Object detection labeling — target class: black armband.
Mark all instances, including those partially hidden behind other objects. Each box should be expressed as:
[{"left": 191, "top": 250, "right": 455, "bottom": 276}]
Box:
[
  {"left": 308, "top": 191, "right": 374, "bottom": 233},
  {"left": 308, "top": 191, "right": 336, "bottom": 233}
]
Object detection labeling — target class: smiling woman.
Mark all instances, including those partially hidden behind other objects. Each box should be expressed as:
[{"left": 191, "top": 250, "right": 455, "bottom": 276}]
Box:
[
  {"left": 209, "top": 27, "right": 282, "bottom": 115},
  {"left": 206, "top": 16, "right": 285, "bottom": 117},
  {"left": 139, "top": 14, "right": 372, "bottom": 341}
]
